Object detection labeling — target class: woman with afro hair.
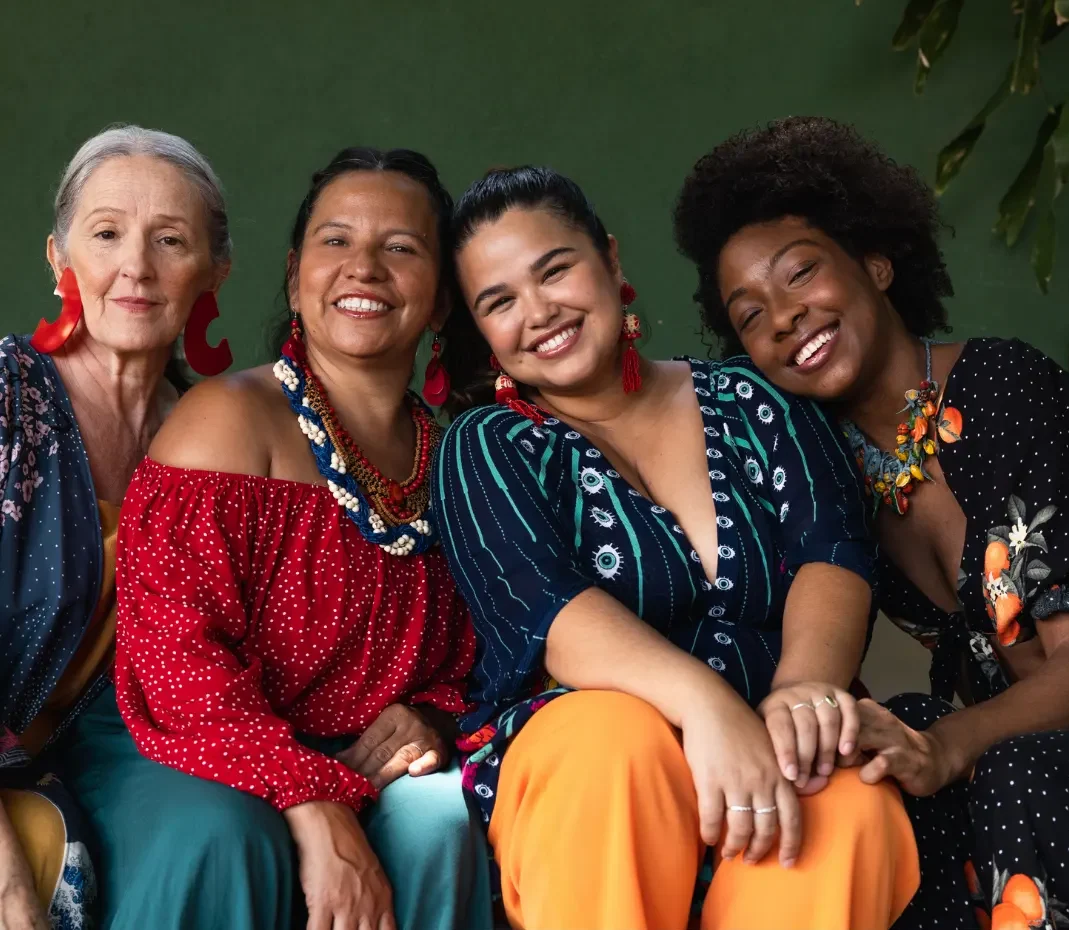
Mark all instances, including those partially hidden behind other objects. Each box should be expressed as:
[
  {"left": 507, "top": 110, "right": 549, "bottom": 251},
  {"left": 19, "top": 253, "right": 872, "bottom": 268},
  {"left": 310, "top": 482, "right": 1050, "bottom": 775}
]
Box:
[{"left": 676, "top": 115, "right": 1069, "bottom": 929}]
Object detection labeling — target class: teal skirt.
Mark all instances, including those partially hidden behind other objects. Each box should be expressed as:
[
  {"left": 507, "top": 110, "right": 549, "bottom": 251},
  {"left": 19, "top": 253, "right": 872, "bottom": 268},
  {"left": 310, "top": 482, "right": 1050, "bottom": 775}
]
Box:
[{"left": 49, "top": 684, "right": 492, "bottom": 930}]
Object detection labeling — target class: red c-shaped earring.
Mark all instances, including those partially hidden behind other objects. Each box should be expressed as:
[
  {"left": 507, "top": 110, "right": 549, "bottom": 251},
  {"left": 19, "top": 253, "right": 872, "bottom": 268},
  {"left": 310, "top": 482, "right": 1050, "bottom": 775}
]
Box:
[
  {"left": 183, "top": 292, "right": 233, "bottom": 377},
  {"left": 30, "top": 268, "right": 84, "bottom": 354}
]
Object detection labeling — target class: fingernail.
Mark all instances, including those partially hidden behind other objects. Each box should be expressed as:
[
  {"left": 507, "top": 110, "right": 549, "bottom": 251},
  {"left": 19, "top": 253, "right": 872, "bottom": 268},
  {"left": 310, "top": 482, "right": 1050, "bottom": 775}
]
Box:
[
  {"left": 819, "top": 762, "right": 833, "bottom": 776},
  {"left": 841, "top": 741, "right": 854, "bottom": 755},
  {"left": 785, "top": 764, "right": 798, "bottom": 781},
  {"left": 796, "top": 773, "right": 808, "bottom": 788},
  {"left": 722, "top": 852, "right": 736, "bottom": 861},
  {"left": 782, "top": 858, "right": 796, "bottom": 869}
]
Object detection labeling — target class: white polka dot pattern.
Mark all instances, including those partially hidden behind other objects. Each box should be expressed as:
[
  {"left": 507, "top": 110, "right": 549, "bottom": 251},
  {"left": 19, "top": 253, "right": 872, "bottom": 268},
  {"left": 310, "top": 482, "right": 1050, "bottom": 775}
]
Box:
[{"left": 113, "top": 458, "right": 476, "bottom": 812}]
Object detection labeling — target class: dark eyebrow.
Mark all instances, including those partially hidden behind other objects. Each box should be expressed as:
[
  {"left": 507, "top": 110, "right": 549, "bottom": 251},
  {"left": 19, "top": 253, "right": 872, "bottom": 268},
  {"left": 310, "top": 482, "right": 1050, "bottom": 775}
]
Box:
[
  {"left": 530, "top": 246, "right": 576, "bottom": 274},
  {"left": 725, "top": 238, "right": 821, "bottom": 313},
  {"left": 770, "top": 238, "right": 820, "bottom": 268},
  {"left": 473, "top": 247, "right": 578, "bottom": 310},
  {"left": 472, "top": 283, "right": 507, "bottom": 311},
  {"left": 311, "top": 221, "right": 351, "bottom": 236}
]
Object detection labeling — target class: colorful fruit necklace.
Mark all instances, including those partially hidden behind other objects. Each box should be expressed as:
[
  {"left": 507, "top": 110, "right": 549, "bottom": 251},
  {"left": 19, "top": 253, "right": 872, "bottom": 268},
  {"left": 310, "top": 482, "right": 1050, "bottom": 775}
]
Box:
[
  {"left": 842, "top": 338, "right": 963, "bottom": 516},
  {"left": 272, "top": 331, "right": 440, "bottom": 556}
]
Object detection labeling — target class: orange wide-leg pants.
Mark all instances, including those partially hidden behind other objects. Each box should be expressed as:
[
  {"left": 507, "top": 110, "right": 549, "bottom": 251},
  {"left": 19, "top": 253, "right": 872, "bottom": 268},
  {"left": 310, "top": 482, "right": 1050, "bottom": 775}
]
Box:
[{"left": 488, "top": 691, "right": 919, "bottom": 930}]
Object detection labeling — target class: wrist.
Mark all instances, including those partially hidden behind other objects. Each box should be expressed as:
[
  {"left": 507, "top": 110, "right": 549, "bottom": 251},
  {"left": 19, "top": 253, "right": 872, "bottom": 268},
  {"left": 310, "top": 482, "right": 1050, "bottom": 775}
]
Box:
[{"left": 925, "top": 720, "right": 971, "bottom": 785}]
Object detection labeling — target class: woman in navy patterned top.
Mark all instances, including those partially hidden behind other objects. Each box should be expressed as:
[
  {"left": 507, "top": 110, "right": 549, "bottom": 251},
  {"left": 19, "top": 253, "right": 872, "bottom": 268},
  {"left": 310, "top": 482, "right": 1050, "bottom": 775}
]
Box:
[{"left": 431, "top": 167, "right": 920, "bottom": 930}]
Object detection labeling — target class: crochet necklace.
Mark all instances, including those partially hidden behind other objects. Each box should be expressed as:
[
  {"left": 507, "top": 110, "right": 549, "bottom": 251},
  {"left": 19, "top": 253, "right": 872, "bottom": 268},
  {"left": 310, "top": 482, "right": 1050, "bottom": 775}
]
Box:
[
  {"left": 842, "top": 338, "right": 963, "bottom": 517},
  {"left": 273, "top": 332, "right": 440, "bottom": 556}
]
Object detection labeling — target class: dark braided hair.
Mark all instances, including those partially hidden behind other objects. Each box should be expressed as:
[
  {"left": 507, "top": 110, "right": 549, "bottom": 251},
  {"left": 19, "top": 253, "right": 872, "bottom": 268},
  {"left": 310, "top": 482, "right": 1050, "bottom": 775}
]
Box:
[
  {"left": 440, "top": 165, "right": 612, "bottom": 419},
  {"left": 673, "top": 116, "right": 953, "bottom": 356},
  {"left": 266, "top": 146, "right": 455, "bottom": 354}
]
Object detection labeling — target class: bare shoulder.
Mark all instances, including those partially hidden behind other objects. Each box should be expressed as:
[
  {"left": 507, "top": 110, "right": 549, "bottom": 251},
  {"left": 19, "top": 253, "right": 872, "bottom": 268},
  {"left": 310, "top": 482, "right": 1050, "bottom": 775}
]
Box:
[{"left": 150, "top": 365, "right": 288, "bottom": 475}]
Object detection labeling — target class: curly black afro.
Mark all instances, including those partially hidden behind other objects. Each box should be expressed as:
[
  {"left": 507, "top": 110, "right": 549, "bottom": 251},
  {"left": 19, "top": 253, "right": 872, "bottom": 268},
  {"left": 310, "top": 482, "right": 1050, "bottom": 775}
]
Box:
[{"left": 673, "top": 116, "right": 953, "bottom": 355}]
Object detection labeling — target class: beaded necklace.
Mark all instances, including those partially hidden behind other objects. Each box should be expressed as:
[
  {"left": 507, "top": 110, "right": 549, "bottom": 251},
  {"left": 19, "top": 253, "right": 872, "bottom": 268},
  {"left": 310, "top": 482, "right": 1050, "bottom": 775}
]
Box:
[
  {"left": 273, "top": 333, "right": 440, "bottom": 556},
  {"left": 842, "top": 338, "right": 963, "bottom": 517}
]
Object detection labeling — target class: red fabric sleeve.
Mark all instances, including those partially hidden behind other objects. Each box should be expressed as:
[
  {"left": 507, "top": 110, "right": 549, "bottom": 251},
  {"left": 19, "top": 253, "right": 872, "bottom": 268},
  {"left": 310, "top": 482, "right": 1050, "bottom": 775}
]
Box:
[
  {"left": 406, "top": 591, "right": 476, "bottom": 714},
  {"left": 113, "top": 461, "right": 375, "bottom": 812}
]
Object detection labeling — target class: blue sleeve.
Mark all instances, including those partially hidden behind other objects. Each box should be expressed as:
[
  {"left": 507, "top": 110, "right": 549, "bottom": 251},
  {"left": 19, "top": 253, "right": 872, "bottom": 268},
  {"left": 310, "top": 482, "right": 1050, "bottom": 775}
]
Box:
[
  {"left": 432, "top": 407, "right": 594, "bottom": 717},
  {"left": 720, "top": 361, "right": 875, "bottom": 583}
]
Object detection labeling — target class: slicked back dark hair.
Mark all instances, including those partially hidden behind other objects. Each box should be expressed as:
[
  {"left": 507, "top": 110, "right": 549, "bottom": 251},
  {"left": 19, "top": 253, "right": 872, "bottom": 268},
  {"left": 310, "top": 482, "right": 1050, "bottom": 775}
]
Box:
[
  {"left": 440, "top": 165, "right": 612, "bottom": 418},
  {"left": 267, "top": 146, "right": 454, "bottom": 354}
]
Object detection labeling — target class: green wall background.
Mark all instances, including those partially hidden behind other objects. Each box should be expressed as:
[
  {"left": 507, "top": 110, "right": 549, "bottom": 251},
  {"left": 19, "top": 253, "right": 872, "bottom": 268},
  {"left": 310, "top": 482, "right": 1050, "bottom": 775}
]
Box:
[{"left": 2, "top": 0, "right": 1067, "bottom": 368}]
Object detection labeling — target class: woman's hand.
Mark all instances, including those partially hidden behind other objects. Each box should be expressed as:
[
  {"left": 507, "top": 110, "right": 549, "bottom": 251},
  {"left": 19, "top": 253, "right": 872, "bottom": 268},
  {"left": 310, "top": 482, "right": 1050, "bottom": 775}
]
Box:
[
  {"left": 758, "top": 682, "right": 859, "bottom": 794},
  {"left": 336, "top": 704, "right": 449, "bottom": 790},
  {"left": 681, "top": 688, "right": 803, "bottom": 868},
  {"left": 854, "top": 700, "right": 959, "bottom": 796},
  {"left": 284, "top": 800, "right": 395, "bottom": 930}
]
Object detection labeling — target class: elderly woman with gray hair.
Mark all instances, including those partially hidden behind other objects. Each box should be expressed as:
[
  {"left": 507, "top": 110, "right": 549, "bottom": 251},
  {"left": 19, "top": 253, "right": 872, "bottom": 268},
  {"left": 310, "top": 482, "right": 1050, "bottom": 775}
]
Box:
[{"left": 0, "top": 125, "right": 234, "bottom": 930}]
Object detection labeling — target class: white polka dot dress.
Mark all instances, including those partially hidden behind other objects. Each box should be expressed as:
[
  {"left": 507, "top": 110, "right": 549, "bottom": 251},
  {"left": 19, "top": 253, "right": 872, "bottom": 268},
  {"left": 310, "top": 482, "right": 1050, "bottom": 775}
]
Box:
[{"left": 879, "top": 339, "right": 1069, "bottom": 929}]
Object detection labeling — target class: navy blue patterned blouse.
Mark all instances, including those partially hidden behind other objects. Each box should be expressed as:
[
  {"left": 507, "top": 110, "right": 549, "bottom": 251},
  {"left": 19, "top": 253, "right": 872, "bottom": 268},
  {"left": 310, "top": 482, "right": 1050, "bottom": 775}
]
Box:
[{"left": 432, "top": 356, "right": 875, "bottom": 825}]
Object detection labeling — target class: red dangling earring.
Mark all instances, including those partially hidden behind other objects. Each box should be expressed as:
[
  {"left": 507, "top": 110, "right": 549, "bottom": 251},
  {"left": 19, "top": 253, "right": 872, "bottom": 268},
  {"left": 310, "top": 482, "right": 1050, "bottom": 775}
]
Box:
[
  {"left": 620, "top": 280, "right": 642, "bottom": 394},
  {"left": 421, "top": 333, "right": 450, "bottom": 407},
  {"left": 184, "top": 292, "right": 233, "bottom": 377},
  {"left": 491, "top": 354, "right": 545, "bottom": 425},
  {"left": 30, "top": 268, "right": 84, "bottom": 354}
]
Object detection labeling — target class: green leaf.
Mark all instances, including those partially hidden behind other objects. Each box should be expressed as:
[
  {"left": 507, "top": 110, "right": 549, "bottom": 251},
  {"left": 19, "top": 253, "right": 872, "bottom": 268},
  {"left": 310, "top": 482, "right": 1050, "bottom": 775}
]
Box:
[
  {"left": 1052, "top": 103, "right": 1069, "bottom": 182},
  {"left": 1056, "top": 0, "right": 1069, "bottom": 25},
  {"left": 935, "top": 67, "right": 1013, "bottom": 193},
  {"left": 913, "top": 0, "right": 964, "bottom": 93},
  {"left": 1011, "top": 0, "right": 1045, "bottom": 93},
  {"left": 1032, "top": 205, "right": 1058, "bottom": 293},
  {"left": 892, "top": 0, "right": 938, "bottom": 49},
  {"left": 1031, "top": 106, "right": 1067, "bottom": 292},
  {"left": 994, "top": 110, "right": 1060, "bottom": 246}
]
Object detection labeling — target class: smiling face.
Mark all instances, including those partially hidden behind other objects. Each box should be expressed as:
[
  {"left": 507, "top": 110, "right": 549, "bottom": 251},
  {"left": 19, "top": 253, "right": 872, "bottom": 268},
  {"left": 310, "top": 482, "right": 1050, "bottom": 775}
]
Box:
[
  {"left": 455, "top": 206, "right": 624, "bottom": 395},
  {"left": 716, "top": 216, "right": 896, "bottom": 402},
  {"left": 47, "top": 154, "right": 221, "bottom": 356},
  {"left": 291, "top": 170, "right": 443, "bottom": 363}
]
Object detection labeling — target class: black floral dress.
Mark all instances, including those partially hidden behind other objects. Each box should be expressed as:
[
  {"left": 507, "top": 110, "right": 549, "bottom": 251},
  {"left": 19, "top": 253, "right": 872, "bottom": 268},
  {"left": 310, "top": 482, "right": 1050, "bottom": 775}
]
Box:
[{"left": 877, "top": 338, "right": 1069, "bottom": 930}]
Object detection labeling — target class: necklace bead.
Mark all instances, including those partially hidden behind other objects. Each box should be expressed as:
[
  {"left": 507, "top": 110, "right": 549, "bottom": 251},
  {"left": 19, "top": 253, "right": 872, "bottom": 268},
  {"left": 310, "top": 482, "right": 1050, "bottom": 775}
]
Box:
[{"left": 274, "top": 336, "right": 440, "bottom": 555}]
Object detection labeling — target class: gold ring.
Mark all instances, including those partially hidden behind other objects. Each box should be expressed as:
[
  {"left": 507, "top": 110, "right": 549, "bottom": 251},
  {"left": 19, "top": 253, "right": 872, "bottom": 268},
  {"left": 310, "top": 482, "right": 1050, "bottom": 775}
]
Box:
[{"left": 814, "top": 694, "right": 839, "bottom": 710}]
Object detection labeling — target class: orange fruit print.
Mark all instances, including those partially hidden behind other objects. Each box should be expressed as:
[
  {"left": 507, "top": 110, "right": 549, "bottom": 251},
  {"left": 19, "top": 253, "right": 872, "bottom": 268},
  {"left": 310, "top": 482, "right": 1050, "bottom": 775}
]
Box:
[
  {"left": 1002, "top": 874, "right": 1044, "bottom": 925},
  {"left": 991, "top": 901, "right": 1031, "bottom": 930}
]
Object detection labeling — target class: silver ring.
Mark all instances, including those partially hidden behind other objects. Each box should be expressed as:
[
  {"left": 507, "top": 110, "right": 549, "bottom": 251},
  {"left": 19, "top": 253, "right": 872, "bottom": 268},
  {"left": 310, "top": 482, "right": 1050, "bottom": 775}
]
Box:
[
  {"left": 754, "top": 806, "right": 778, "bottom": 814},
  {"left": 727, "top": 805, "right": 753, "bottom": 812},
  {"left": 790, "top": 701, "right": 815, "bottom": 711},
  {"left": 814, "top": 694, "right": 839, "bottom": 710}
]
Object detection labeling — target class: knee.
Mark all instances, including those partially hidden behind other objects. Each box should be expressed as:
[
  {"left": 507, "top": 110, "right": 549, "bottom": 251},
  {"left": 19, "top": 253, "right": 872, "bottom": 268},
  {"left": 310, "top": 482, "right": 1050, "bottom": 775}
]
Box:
[
  {"left": 972, "top": 732, "right": 1046, "bottom": 794},
  {"left": 810, "top": 768, "right": 907, "bottom": 833},
  {"left": 374, "top": 768, "right": 480, "bottom": 862},
  {"left": 171, "top": 784, "right": 294, "bottom": 876},
  {"left": 545, "top": 690, "right": 680, "bottom": 763}
]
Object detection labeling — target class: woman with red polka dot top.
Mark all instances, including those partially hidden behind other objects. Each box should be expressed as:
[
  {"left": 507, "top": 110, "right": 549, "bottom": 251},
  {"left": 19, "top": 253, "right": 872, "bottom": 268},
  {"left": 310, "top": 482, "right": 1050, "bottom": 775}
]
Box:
[{"left": 51, "top": 148, "right": 492, "bottom": 930}]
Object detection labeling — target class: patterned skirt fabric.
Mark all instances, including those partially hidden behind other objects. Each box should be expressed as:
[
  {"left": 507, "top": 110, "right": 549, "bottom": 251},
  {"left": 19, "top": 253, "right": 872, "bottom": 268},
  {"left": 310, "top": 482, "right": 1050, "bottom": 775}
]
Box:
[
  {"left": 888, "top": 693, "right": 1069, "bottom": 930},
  {"left": 0, "top": 770, "right": 97, "bottom": 929}
]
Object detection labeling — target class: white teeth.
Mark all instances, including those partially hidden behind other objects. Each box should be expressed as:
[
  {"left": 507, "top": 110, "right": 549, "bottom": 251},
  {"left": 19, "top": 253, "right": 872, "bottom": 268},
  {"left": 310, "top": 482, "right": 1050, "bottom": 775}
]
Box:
[
  {"left": 534, "top": 325, "right": 579, "bottom": 354},
  {"left": 336, "top": 297, "right": 388, "bottom": 313},
  {"left": 794, "top": 327, "right": 836, "bottom": 366}
]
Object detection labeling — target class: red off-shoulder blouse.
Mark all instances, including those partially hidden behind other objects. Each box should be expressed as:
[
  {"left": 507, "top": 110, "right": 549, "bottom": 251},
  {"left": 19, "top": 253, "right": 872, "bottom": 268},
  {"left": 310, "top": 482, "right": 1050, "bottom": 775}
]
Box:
[{"left": 113, "top": 458, "right": 475, "bottom": 812}]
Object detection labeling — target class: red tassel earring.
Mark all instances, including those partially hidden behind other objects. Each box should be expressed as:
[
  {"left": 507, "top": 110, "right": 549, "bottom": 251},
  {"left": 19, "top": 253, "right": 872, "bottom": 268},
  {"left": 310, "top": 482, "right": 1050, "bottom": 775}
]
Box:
[
  {"left": 30, "top": 268, "right": 84, "bottom": 354},
  {"left": 491, "top": 354, "right": 545, "bottom": 425},
  {"left": 620, "top": 281, "right": 642, "bottom": 394},
  {"left": 184, "top": 292, "right": 233, "bottom": 377},
  {"left": 422, "top": 333, "right": 450, "bottom": 406}
]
